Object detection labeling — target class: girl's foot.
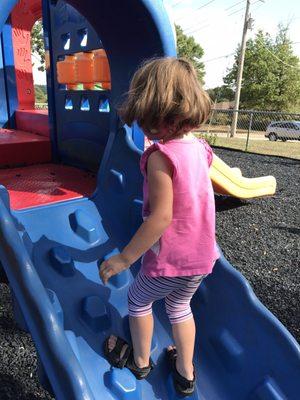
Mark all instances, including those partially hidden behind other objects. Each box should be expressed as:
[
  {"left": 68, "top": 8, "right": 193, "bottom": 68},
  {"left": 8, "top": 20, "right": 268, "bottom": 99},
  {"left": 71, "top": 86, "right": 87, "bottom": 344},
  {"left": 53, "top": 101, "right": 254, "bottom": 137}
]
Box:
[
  {"left": 103, "top": 335, "right": 154, "bottom": 379},
  {"left": 107, "top": 335, "right": 129, "bottom": 362},
  {"left": 167, "top": 346, "right": 196, "bottom": 397},
  {"left": 104, "top": 335, "right": 131, "bottom": 368},
  {"left": 167, "top": 345, "right": 194, "bottom": 380}
]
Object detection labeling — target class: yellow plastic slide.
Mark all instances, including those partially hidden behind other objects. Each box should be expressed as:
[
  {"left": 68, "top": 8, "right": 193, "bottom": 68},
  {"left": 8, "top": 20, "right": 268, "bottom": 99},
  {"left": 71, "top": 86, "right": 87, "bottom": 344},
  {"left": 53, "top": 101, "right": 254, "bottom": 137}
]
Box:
[{"left": 210, "top": 154, "right": 277, "bottom": 199}]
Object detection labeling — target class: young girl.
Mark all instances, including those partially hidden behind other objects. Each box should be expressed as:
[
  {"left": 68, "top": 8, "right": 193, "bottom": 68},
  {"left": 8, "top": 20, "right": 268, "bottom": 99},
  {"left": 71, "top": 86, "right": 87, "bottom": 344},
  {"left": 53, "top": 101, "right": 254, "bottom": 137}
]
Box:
[{"left": 100, "top": 57, "right": 219, "bottom": 396}]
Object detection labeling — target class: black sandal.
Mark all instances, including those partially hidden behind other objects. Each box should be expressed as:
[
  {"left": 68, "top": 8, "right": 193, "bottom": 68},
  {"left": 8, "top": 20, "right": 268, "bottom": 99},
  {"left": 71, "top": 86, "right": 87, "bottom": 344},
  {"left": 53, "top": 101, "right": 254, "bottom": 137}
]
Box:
[
  {"left": 167, "top": 348, "right": 195, "bottom": 397},
  {"left": 103, "top": 335, "right": 153, "bottom": 379},
  {"left": 103, "top": 336, "right": 131, "bottom": 368},
  {"left": 125, "top": 350, "right": 154, "bottom": 380}
]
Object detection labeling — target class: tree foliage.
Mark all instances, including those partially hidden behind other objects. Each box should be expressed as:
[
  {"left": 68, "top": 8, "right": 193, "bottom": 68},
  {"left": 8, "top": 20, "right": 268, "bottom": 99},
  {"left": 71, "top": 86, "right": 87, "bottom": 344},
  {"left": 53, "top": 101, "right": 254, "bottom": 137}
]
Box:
[
  {"left": 224, "top": 25, "right": 300, "bottom": 112},
  {"left": 34, "top": 84, "right": 47, "bottom": 103},
  {"left": 206, "top": 85, "right": 235, "bottom": 103},
  {"left": 175, "top": 24, "right": 205, "bottom": 83},
  {"left": 31, "top": 20, "right": 45, "bottom": 72}
]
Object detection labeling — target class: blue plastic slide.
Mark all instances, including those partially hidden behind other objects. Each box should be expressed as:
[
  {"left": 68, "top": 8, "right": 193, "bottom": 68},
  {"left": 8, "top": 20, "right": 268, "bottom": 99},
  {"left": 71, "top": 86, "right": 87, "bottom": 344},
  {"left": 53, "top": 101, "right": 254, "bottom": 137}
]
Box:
[{"left": 0, "top": 1, "right": 299, "bottom": 399}]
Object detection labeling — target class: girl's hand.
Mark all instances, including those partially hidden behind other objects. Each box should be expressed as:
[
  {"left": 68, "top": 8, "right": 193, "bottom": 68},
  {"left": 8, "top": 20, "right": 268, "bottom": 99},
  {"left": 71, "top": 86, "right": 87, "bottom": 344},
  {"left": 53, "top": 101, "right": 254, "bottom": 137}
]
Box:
[{"left": 99, "top": 254, "right": 130, "bottom": 285}]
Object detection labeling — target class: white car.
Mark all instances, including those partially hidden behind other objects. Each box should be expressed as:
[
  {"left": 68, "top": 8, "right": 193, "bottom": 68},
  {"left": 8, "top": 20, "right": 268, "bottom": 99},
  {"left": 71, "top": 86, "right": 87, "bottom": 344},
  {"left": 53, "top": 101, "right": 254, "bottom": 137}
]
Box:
[{"left": 265, "top": 121, "right": 300, "bottom": 141}]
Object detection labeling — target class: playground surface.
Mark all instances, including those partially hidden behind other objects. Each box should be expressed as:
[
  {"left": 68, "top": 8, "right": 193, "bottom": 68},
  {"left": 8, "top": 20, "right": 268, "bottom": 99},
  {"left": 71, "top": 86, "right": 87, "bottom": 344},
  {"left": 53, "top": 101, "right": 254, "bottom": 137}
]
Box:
[{"left": 0, "top": 148, "right": 299, "bottom": 400}]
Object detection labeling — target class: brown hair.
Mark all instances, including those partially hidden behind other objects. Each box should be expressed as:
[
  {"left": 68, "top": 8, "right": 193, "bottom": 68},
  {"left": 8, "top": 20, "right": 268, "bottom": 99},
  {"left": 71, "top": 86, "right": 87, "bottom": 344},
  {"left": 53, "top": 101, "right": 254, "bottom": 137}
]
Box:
[{"left": 118, "top": 57, "right": 211, "bottom": 135}]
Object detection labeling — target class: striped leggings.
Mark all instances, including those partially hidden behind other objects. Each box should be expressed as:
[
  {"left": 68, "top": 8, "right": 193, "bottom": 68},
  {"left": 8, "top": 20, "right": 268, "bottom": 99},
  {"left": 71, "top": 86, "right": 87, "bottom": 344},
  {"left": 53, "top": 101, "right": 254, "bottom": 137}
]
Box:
[{"left": 128, "top": 270, "right": 206, "bottom": 324}]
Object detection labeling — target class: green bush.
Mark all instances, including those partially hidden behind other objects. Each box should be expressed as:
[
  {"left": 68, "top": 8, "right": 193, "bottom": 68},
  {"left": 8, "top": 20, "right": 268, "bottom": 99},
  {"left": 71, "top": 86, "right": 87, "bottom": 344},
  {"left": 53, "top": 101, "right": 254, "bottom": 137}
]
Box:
[{"left": 196, "top": 131, "right": 217, "bottom": 146}]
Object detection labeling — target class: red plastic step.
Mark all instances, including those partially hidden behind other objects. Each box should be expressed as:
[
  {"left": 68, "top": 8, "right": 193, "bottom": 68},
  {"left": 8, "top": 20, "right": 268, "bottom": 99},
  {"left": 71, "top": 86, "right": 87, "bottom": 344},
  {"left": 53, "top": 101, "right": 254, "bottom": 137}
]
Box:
[
  {"left": 15, "top": 109, "right": 50, "bottom": 137},
  {"left": 0, "top": 164, "right": 96, "bottom": 210},
  {"left": 0, "top": 128, "right": 51, "bottom": 167}
]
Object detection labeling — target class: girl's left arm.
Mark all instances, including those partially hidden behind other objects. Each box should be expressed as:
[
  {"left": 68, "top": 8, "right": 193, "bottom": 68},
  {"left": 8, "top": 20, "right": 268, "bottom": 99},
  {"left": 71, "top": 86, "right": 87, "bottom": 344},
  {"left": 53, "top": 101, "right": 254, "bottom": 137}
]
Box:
[{"left": 99, "top": 150, "right": 173, "bottom": 284}]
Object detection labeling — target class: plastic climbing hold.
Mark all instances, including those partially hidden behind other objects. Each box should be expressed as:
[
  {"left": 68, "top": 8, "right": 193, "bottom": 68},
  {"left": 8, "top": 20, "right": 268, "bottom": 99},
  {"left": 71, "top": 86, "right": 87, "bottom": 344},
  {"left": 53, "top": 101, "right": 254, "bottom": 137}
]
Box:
[
  {"left": 250, "top": 376, "right": 287, "bottom": 400},
  {"left": 69, "top": 209, "right": 102, "bottom": 244},
  {"left": 105, "top": 368, "right": 142, "bottom": 400},
  {"left": 81, "top": 295, "right": 110, "bottom": 333},
  {"left": 49, "top": 246, "right": 76, "bottom": 277},
  {"left": 211, "top": 329, "right": 244, "bottom": 372},
  {"left": 109, "top": 169, "right": 125, "bottom": 193},
  {"left": 102, "top": 248, "right": 130, "bottom": 289}
]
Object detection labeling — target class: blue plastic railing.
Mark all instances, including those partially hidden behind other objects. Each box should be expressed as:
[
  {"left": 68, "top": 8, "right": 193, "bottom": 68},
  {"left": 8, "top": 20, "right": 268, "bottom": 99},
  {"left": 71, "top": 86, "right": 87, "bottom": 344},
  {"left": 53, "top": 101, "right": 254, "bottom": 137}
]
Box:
[{"left": 0, "top": 194, "right": 95, "bottom": 400}]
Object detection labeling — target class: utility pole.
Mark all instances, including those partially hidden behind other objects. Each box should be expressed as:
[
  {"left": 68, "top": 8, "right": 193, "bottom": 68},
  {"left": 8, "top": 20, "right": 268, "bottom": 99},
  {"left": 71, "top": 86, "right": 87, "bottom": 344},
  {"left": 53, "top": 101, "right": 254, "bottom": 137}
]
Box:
[{"left": 230, "top": 0, "right": 254, "bottom": 137}]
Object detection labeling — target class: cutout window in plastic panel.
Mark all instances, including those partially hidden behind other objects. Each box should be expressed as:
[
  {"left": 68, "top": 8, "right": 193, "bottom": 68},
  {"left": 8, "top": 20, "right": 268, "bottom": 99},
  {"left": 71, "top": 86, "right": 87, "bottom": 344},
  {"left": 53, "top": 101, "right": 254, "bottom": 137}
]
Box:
[
  {"left": 80, "top": 97, "right": 90, "bottom": 111},
  {"left": 61, "top": 33, "right": 71, "bottom": 50},
  {"left": 99, "top": 98, "right": 110, "bottom": 113},
  {"left": 78, "top": 28, "right": 88, "bottom": 47},
  {"left": 65, "top": 98, "right": 73, "bottom": 110}
]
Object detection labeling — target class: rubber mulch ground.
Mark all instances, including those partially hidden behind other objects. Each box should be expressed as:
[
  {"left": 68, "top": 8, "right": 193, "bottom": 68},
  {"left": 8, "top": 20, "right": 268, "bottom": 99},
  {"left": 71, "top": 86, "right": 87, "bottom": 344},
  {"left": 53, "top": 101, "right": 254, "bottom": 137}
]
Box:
[{"left": 0, "top": 148, "right": 299, "bottom": 399}]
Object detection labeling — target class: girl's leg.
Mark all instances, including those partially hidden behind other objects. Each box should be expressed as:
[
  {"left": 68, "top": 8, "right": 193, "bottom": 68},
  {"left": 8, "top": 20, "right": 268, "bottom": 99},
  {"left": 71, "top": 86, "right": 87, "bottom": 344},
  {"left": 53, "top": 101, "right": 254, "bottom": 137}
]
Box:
[
  {"left": 127, "top": 272, "right": 177, "bottom": 367},
  {"left": 171, "top": 317, "right": 196, "bottom": 380},
  {"left": 129, "top": 314, "right": 154, "bottom": 368},
  {"left": 165, "top": 275, "right": 206, "bottom": 380}
]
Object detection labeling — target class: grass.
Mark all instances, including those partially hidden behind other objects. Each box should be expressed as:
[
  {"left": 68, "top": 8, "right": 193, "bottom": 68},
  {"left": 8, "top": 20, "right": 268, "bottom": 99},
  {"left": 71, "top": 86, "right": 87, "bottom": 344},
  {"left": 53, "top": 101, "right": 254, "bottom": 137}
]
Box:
[{"left": 213, "top": 137, "right": 300, "bottom": 159}]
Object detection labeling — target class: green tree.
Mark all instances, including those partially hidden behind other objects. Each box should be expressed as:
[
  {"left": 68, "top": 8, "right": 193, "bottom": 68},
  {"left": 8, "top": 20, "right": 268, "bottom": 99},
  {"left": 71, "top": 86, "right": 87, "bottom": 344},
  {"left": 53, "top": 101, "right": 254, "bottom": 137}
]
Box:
[
  {"left": 34, "top": 84, "right": 47, "bottom": 103},
  {"left": 271, "top": 25, "right": 300, "bottom": 112},
  {"left": 207, "top": 85, "right": 235, "bottom": 103},
  {"left": 175, "top": 24, "right": 205, "bottom": 83},
  {"left": 224, "top": 26, "right": 300, "bottom": 112},
  {"left": 31, "top": 20, "right": 45, "bottom": 71}
]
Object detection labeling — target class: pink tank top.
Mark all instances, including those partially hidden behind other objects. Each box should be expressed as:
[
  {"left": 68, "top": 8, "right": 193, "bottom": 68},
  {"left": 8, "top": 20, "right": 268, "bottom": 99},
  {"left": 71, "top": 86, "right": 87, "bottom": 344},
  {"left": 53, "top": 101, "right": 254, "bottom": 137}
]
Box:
[{"left": 140, "top": 137, "right": 219, "bottom": 277}]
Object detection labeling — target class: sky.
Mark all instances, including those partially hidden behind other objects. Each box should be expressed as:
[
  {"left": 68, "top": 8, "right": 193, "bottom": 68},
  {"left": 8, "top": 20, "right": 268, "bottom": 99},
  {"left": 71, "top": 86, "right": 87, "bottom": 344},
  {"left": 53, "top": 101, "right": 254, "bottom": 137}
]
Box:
[
  {"left": 32, "top": 0, "right": 300, "bottom": 88},
  {"left": 164, "top": 0, "right": 300, "bottom": 88}
]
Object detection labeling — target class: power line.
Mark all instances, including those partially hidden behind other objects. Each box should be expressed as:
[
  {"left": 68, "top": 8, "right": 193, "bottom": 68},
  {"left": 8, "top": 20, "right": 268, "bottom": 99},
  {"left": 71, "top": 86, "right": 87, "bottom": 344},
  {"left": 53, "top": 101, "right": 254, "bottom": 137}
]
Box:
[
  {"left": 182, "top": 1, "right": 218, "bottom": 35},
  {"left": 179, "top": 0, "right": 267, "bottom": 41},
  {"left": 185, "top": 24, "right": 211, "bottom": 35},
  {"left": 184, "top": 20, "right": 208, "bottom": 34},
  {"left": 174, "top": 0, "right": 217, "bottom": 23},
  {"left": 227, "top": 0, "right": 263, "bottom": 17},
  {"left": 194, "top": 0, "right": 217, "bottom": 11},
  {"left": 225, "top": 0, "right": 245, "bottom": 12},
  {"left": 227, "top": 6, "right": 247, "bottom": 16},
  {"left": 171, "top": 0, "right": 186, "bottom": 7},
  {"left": 185, "top": 4, "right": 243, "bottom": 36},
  {"left": 256, "top": 37, "right": 300, "bottom": 69},
  {"left": 202, "top": 53, "right": 235, "bottom": 63}
]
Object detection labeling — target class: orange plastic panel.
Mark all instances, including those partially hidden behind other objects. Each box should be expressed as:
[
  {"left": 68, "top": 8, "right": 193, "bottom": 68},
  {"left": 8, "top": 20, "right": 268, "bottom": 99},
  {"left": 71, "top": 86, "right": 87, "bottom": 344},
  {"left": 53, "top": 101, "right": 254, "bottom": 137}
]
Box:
[
  {"left": 75, "top": 52, "right": 94, "bottom": 89},
  {"left": 101, "top": 82, "right": 111, "bottom": 90},
  {"left": 56, "top": 50, "right": 111, "bottom": 90},
  {"left": 57, "top": 55, "right": 77, "bottom": 87},
  {"left": 93, "top": 49, "right": 111, "bottom": 84}
]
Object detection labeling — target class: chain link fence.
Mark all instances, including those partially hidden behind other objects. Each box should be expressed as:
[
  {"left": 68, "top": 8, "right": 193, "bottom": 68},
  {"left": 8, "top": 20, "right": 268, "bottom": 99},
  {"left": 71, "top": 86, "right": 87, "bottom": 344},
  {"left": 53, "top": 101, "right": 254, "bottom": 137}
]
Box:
[
  {"left": 35, "top": 103, "right": 48, "bottom": 110},
  {"left": 198, "top": 109, "right": 300, "bottom": 159},
  {"left": 32, "top": 104, "right": 300, "bottom": 159}
]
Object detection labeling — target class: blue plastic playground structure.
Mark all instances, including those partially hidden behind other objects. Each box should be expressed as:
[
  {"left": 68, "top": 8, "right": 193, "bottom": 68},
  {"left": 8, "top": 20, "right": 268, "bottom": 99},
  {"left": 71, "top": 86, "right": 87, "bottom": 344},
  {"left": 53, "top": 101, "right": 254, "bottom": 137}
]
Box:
[{"left": 0, "top": 1, "right": 299, "bottom": 399}]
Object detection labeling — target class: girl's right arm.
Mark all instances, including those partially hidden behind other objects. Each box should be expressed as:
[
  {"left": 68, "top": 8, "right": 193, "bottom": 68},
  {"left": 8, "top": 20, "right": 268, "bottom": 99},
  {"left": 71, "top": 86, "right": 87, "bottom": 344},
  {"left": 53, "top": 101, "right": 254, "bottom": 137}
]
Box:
[
  {"left": 122, "top": 150, "right": 173, "bottom": 263},
  {"left": 99, "top": 150, "right": 173, "bottom": 284}
]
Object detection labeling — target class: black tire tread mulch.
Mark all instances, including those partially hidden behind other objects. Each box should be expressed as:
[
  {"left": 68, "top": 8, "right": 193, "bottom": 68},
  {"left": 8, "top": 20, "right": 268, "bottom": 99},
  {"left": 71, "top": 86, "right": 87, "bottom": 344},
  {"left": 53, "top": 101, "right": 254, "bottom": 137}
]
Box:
[{"left": 0, "top": 148, "right": 299, "bottom": 399}]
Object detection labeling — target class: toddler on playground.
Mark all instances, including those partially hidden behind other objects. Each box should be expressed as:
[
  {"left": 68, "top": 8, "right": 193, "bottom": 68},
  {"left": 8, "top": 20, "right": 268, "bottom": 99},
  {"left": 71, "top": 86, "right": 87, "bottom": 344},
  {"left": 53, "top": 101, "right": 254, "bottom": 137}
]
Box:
[{"left": 99, "top": 57, "right": 219, "bottom": 396}]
